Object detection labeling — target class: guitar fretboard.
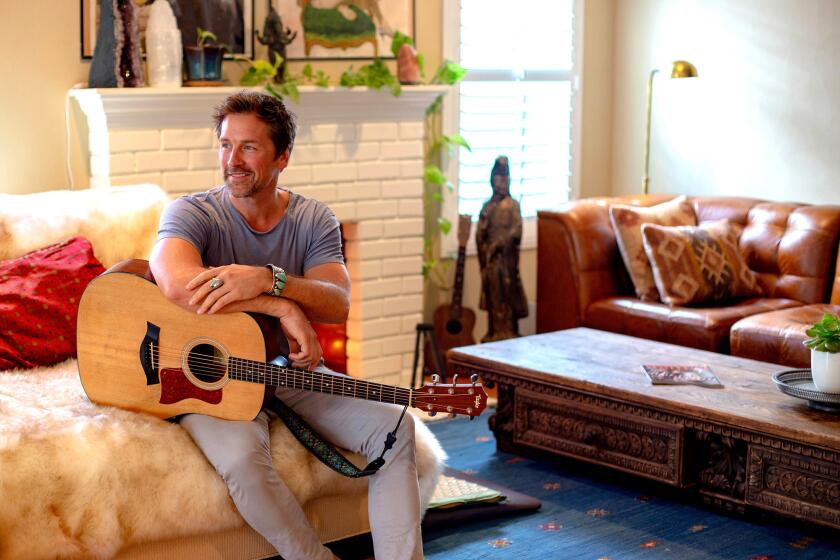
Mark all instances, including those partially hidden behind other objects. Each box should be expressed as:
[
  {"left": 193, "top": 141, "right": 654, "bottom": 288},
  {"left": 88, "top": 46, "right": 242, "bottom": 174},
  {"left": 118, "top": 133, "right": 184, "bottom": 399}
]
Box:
[{"left": 227, "top": 357, "right": 413, "bottom": 407}]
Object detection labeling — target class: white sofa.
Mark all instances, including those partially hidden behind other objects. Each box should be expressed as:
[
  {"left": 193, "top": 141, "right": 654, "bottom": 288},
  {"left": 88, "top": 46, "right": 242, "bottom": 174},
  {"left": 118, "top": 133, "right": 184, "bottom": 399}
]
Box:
[{"left": 0, "top": 184, "right": 445, "bottom": 560}]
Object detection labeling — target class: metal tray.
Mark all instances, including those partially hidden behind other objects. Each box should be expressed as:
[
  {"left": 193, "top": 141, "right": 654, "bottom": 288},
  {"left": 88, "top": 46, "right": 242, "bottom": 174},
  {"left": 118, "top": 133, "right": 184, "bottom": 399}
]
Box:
[{"left": 772, "top": 369, "right": 840, "bottom": 413}]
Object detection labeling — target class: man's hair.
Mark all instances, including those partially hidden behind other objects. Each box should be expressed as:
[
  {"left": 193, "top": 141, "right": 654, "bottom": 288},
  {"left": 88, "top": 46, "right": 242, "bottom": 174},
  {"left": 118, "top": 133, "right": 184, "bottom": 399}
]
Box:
[{"left": 212, "top": 91, "right": 297, "bottom": 158}]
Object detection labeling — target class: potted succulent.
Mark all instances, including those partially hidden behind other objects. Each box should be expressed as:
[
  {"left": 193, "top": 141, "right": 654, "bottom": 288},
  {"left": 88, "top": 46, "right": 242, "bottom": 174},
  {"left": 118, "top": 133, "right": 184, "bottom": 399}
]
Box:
[
  {"left": 803, "top": 313, "right": 840, "bottom": 392},
  {"left": 184, "top": 27, "right": 227, "bottom": 83}
]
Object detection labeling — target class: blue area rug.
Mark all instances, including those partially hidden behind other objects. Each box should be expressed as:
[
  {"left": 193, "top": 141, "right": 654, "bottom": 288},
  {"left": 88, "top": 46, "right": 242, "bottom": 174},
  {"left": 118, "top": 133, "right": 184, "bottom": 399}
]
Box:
[{"left": 424, "top": 417, "right": 840, "bottom": 559}]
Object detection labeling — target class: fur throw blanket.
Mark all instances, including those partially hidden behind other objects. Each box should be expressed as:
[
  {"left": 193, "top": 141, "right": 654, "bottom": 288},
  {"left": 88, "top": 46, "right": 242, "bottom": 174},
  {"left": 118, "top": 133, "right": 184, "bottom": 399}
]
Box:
[
  {"left": 0, "top": 184, "right": 168, "bottom": 268},
  {"left": 0, "top": 361, "right": 445, "bottom": 559}
]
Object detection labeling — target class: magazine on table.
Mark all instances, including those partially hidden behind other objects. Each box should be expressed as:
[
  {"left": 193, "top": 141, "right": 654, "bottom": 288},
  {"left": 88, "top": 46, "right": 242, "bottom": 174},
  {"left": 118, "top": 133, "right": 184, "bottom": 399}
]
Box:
[{"left": 641, "top": 364, "right": 724, "bottom": 388}]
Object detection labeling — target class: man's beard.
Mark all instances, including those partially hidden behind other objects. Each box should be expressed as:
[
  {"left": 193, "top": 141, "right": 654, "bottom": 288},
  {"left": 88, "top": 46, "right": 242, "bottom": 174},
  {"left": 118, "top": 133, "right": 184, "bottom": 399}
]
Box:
[{"left": 224, "top": 166, "right": 264, "bottom": 198}]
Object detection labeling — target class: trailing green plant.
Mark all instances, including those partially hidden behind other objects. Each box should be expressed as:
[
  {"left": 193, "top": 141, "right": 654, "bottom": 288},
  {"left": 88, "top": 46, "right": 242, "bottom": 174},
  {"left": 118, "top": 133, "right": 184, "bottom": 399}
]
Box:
[
  {"left": 804, "top": 313, "right": 840, "bottom": 352},
  {"left": 339, "top": 59, "right": 401, "bottom": 96},
  {"left": 238, "top": 54, "right": 328, "bottom": 102},
  {"left": 420, "top": 59, "right": 469, "bottom": 284}
]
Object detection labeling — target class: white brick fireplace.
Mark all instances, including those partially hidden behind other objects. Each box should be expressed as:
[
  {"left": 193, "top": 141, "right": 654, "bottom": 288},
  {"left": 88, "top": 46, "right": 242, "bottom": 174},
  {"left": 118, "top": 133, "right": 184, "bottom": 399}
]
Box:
[{"left": 70, "top": 85, "right": 447, "bottom": 387}]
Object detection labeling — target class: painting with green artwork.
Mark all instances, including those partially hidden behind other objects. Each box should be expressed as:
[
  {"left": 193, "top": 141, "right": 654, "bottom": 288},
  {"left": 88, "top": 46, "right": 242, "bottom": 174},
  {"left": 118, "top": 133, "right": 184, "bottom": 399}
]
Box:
[{"left": 274, "top": 0, "right": 414, "bottom": 60}]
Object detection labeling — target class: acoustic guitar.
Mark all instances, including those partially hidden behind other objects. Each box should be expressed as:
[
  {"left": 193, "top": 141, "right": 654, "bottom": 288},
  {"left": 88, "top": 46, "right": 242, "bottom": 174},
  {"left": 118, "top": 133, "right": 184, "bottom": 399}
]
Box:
[
  {"left": 425, "top": 214, "right": 477, "bottom": 376},
  {"left": 76, "top": 260, "right": 488, "bottom": 421}
]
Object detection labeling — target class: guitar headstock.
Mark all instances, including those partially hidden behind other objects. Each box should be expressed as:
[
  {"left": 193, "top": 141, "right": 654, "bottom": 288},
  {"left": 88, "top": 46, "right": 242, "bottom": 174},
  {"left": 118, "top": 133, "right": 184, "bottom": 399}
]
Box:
[
  {"left": 457, "top": 214, "right": 472, "bottom": 247},
  {"left": 413, "top": 376, "right": 488, "bottom": 418}
]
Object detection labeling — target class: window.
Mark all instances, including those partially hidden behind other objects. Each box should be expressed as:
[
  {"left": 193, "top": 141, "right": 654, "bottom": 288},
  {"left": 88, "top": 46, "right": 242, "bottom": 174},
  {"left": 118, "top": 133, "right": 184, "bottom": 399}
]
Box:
[{"left": 442, "top": 0, "right": 580, "bottom": 252}]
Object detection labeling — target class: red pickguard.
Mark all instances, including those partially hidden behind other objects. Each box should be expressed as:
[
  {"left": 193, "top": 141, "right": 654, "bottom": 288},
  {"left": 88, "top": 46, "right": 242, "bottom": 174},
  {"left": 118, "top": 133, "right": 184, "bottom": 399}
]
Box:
[{"left": 159, "top": 368, "right": 223, "bottom": 405}]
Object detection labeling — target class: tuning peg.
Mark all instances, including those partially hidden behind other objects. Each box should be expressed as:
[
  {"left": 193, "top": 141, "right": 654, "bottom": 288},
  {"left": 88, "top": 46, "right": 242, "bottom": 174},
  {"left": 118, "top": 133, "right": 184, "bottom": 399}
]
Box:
[
  {"left": 452, "top": 374, "right": 459, "bottom": 385},
  {"left": 431, "top": 374, "right": 440, "bottom": 385},
  {"left": 470, "top": 374, "right": 478, "bottom": 385}
]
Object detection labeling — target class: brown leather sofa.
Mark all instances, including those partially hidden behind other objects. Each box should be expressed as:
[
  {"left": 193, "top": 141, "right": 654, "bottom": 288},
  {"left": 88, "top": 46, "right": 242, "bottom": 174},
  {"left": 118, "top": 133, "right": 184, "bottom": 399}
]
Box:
[{"left": 536, "top": 194, "right": 840, "bottom": 367}]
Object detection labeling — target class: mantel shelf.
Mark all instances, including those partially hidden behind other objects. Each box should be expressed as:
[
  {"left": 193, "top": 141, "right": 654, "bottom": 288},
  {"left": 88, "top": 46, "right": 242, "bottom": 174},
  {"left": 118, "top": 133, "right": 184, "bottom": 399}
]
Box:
[{"left": 69, "top": 85, "right": 450, "bottom": 131}]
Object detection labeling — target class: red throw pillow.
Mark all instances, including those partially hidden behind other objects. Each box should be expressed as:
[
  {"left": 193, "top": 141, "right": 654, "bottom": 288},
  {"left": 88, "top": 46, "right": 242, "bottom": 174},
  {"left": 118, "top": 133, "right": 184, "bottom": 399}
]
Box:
[{"left": 0, "top": 236, "right": 106, "bottom": 370}]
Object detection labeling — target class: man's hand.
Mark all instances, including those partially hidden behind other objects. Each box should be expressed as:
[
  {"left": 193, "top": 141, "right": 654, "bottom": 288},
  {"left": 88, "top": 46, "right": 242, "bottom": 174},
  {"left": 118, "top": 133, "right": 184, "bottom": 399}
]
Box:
[
  {"left": 187, "top": 264, "right": 272, "bottom": 314},
  {"left": 276, "top": 299, "right": 322, "bottom": 370}
]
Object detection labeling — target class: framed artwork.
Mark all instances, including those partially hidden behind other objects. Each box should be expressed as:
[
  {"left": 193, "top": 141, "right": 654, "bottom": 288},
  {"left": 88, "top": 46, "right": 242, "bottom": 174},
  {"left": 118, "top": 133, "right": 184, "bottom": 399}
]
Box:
[
  {"left": 81, "top": 0, "right": 254, "bottom": 59},
  {"left": 272, "top": 0, "right": 415, "bottom": 60}
]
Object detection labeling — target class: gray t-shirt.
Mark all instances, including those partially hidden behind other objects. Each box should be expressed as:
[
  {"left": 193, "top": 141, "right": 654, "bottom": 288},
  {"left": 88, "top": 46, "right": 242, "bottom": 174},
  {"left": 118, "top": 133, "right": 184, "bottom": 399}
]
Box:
[
  {"left": 158, "top": 186, "right": 343, "bottom": 275},
  {"left": 157, "top": 186, "right": 344, "bottom": 360}
]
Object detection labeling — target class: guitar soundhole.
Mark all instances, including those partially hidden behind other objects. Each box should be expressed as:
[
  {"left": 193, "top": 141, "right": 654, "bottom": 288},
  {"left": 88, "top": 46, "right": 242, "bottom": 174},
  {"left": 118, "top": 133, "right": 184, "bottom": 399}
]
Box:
[
  {"left": 445, "top": 320, "right": 463, "bottom": 335},
  {"left": 187, "top": 343, "right": 227, "bottom": 383}
]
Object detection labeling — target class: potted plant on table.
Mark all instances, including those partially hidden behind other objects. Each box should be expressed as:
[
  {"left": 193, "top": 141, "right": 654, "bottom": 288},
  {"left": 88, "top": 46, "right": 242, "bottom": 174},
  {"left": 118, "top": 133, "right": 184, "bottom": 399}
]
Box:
[
  {"left": 803, "top": 313, "right": 840, "bottom": 392},
  {"left": 184, "top": 27, "right": 227, "bottom": 84}
]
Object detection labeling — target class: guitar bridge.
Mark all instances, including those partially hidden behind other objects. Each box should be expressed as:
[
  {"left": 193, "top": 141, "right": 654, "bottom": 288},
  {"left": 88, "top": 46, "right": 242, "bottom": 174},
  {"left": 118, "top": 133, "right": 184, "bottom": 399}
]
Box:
[{"left": 140, "top": 321, "right": 161, "bottom": 386}]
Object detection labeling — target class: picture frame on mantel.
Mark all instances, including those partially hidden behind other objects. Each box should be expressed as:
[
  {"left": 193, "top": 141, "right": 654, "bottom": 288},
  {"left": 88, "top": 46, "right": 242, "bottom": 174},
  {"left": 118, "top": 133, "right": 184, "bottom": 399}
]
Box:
[
  {"left": 274, "top": 0, "right": 415, "bottom": 61},
  {"left": 81, "top": 0, "right": 254, "bottom": 60}
]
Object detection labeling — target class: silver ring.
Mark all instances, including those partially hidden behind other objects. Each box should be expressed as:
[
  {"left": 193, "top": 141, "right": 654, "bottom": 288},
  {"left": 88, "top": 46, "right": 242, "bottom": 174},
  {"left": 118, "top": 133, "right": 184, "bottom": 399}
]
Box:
[{"left": 209, "top": 277, "right": 224, "bottom": 291}]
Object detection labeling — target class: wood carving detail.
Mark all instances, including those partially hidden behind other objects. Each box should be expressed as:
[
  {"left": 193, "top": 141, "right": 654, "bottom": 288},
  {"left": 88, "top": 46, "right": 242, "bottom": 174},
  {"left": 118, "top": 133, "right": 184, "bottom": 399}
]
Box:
[
  {"left": 747, "top": 446, "right": 840, "bottom": 525},
  {"left": 690, "top": 431, "right": 747, "bottom": 499},
  {"left": 512, "top": 388, "right": 681, "bottom": 483}
]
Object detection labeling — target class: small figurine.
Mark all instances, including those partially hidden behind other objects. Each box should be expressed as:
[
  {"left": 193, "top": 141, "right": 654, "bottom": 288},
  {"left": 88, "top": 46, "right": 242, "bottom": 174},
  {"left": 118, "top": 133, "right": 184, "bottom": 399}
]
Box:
[
  {"left": 256, "top": 6, "right": 297, "bottom": 82},
  {"left": 475, "top": 156, "right": 529, "bottom": 343}
]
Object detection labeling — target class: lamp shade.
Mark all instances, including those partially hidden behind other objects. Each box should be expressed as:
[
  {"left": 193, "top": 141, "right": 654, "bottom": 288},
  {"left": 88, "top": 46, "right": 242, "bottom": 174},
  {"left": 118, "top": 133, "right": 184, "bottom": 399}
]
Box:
[{"left": 671, "top": 60, "right": 698, "bottom": 79}]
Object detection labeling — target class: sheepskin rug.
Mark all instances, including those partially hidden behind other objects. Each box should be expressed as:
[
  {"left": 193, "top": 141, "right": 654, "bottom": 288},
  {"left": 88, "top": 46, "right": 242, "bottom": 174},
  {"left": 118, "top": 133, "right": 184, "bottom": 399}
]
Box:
[{"left": 0, "top": 361, "right": 446, "bottom": 559}]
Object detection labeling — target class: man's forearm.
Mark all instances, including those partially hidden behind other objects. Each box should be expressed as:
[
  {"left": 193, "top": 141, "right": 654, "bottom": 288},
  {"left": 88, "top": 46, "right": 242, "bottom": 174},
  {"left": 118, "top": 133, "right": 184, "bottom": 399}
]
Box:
[{"left": 280, "top": 275, "right": 349, "bottom": 324}]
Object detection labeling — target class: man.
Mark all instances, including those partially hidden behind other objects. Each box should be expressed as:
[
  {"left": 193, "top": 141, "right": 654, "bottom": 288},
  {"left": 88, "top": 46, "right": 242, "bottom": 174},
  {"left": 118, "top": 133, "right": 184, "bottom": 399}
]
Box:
[{"left": 150, "top": 91, "right": 423, "bottom": 560}]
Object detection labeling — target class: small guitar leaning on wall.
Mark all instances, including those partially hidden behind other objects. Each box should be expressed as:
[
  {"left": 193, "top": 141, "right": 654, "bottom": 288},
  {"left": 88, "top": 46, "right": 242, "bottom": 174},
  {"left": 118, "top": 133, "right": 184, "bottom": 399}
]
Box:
[
  {"left": 76, "top": 260, "right": 488, "bottom": 421},
  {"left": 425, "top": 214, "right": 477, "bottom": 376}
]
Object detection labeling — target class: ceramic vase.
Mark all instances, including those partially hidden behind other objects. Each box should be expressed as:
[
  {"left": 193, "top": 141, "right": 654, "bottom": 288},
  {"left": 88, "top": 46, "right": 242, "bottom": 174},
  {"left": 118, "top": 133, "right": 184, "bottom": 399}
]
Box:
[
  {"left": 810, "top": 348, "right": 840, "bottom": 393},
  {"left": 146, "top": 0, "right": 182, "bottom": 87}
]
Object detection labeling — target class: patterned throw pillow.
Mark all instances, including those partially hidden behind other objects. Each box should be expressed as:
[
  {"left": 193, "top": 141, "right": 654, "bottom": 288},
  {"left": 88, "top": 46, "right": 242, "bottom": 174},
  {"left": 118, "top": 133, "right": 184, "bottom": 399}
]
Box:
[
  {"left": 608, "top": 196, "right": 697, "bottom": 301},
  {"left": 641, "top": 220, "right": 762, "bottom": 306},
  {"left": 0, "top": 236, "right": 105, "bottom": 370}
]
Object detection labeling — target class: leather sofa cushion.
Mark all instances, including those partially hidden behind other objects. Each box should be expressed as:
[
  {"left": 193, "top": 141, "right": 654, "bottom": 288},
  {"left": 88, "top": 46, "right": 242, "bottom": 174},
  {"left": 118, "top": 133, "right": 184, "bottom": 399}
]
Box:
[
  {"left": 584, "top": 297, "right": 802, "bottom": 354},
  {"left": 737, "top": 204, "right": 840, "bottom": 304},
  {"left": 730, "top": 303, "right": 840, "bottom": 368},
  {"left": 609, "top": 195, "right": 697, "bottom": 301},
  {"left": 642, "top": 220, "right": 761, "bottom": 305}
]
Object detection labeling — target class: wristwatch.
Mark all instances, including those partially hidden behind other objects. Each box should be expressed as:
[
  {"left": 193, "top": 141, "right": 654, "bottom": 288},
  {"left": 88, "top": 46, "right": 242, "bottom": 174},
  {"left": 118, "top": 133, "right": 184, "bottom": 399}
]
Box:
[{"left": 265, "top": 264, "right": 287, "bottom": 297}]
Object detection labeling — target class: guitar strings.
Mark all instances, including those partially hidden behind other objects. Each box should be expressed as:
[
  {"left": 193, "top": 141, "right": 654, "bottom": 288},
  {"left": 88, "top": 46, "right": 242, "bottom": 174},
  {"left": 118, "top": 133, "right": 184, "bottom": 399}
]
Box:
[{"left": 147, "top": 347, "right": 477, "bottom": 407}]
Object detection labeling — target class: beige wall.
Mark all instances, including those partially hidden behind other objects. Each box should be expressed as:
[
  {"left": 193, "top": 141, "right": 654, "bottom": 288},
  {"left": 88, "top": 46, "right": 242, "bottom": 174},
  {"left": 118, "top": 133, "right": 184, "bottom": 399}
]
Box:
[
  {"left": 612, "top": 0, "right": 840, "bottom": 203},
  {"left": 0, "top": 1, "right": 91, "bottom": 194},
  {"left": 579, "top": 0, "right": 615, "bottom": 199},
  {"left": 0, "top": 1, "right": 441, "bottom": 195}
]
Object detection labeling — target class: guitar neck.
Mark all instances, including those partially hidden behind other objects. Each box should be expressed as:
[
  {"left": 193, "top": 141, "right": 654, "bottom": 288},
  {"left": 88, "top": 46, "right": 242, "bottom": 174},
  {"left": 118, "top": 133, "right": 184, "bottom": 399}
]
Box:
[
  {"left": 450, "top": 246, "right": 466, "bottom": 315},
  {"left": 229, "top": 357, "right": 413, "bottom": 407}
]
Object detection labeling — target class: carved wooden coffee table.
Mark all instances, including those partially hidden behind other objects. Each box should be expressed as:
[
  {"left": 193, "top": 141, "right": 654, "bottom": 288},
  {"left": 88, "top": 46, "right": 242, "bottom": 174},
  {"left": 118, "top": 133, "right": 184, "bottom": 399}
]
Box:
[{"left": 447, "top": 328, "right": 840, "bottom": 530}]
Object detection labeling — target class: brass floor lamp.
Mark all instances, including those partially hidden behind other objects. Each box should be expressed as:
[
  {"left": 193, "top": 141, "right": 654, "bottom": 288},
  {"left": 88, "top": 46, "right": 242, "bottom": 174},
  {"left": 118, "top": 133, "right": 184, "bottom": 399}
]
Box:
[{"left": 642, "top": 60, "right": 698, "bottom": 194}]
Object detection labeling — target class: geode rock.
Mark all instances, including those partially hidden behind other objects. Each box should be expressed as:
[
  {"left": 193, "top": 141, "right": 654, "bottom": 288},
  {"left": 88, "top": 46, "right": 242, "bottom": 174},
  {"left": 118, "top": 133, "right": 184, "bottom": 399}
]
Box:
[{"left": 89, "top": 0, "right": 145, "bottom": 87}]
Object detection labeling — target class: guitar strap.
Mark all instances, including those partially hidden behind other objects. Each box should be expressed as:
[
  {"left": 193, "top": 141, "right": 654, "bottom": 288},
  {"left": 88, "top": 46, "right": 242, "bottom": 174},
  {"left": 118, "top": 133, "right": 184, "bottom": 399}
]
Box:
[{"left": 266, "top": 395, "right": 409, "bottom": 478}]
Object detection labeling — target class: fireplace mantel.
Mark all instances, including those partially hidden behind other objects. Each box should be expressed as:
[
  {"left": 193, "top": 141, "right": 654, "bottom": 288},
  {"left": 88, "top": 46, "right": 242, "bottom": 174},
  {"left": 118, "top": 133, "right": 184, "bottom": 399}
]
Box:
[{"left": 70, "top": 85, "right": 447, "bottom": 130}]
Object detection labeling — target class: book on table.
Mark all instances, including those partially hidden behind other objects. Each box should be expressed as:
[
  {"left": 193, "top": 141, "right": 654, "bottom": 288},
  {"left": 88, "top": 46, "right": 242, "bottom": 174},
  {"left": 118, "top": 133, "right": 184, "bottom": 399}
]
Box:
[{"left": 641, "top": 364, "right": 724, "bottom": 388}]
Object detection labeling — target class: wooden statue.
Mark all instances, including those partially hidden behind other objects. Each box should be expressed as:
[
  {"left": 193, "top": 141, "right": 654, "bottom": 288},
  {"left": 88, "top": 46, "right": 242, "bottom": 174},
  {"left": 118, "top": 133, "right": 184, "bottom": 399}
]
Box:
[
  {"left": 476, "top": 156, "right": 528, "bottom": 342},
  {"left": 256, "top": 5, "right": 297, "bottom": 82}
]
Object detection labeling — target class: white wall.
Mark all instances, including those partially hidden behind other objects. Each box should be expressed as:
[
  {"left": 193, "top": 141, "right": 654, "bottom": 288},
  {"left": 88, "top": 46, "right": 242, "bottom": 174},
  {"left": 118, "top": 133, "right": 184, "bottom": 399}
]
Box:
[{"left": 612, "top": 0, "right": 840, "bottom": 203}]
